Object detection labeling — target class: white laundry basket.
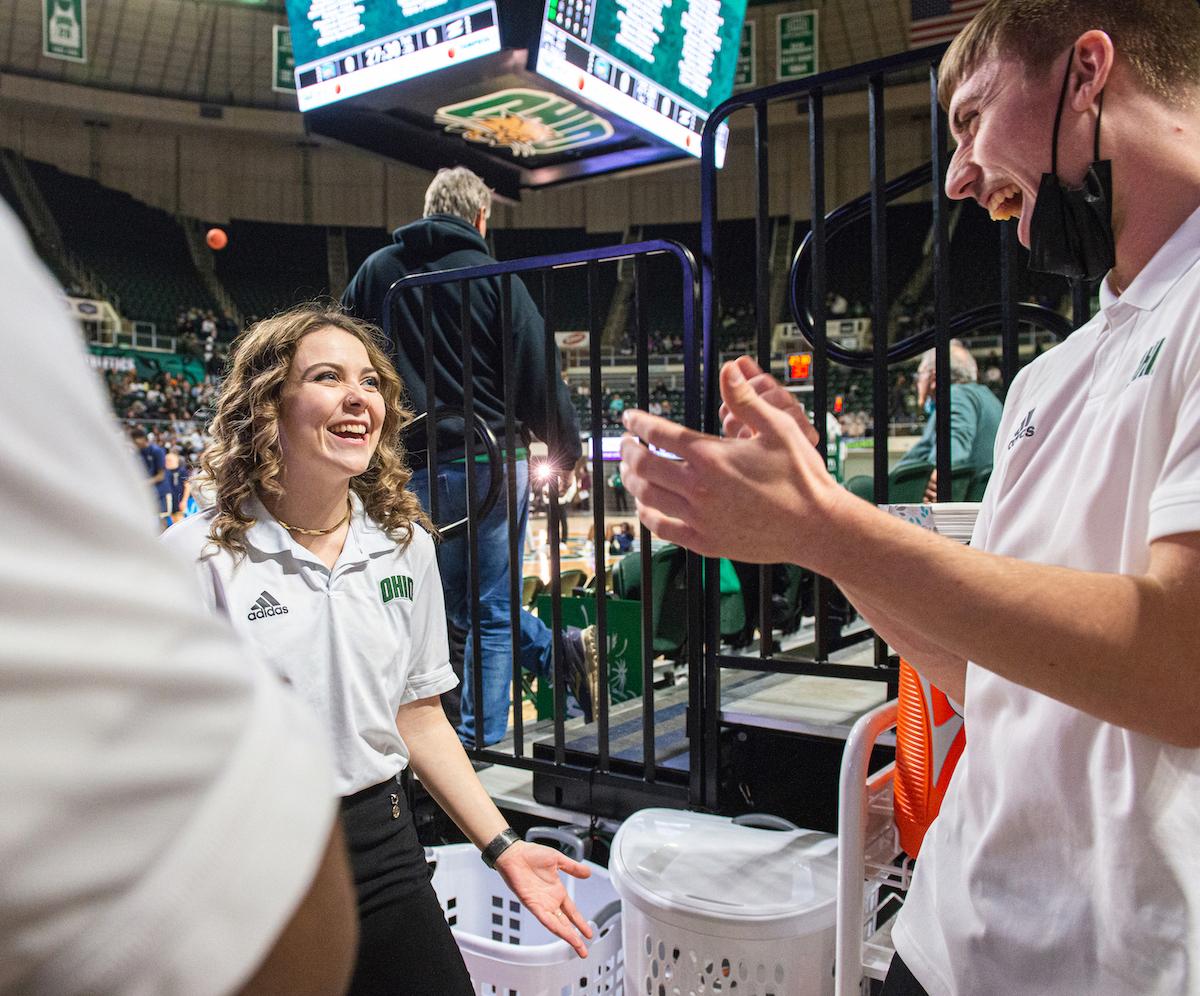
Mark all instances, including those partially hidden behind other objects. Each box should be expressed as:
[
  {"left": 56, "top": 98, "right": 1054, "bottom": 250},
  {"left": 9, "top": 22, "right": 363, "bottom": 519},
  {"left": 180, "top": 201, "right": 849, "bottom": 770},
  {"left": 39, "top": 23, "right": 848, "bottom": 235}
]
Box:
[
  {"left": 609, "top": 809, "right": 839, "bottom": 996},
  {"left": 428, "top": 829, "right": 624, "bottom": 996}
]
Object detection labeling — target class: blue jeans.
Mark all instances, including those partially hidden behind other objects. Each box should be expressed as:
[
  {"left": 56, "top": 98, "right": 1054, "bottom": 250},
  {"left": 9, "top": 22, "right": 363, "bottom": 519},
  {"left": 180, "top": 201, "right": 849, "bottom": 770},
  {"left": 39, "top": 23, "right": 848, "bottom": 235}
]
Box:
[{"left": 410, "top": 460, "right": 554, "bottom": 746}]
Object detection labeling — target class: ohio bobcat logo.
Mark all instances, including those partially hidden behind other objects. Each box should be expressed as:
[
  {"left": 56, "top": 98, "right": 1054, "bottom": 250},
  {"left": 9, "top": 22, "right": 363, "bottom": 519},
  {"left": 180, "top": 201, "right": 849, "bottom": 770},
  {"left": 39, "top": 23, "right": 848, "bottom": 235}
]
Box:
[{"left": 435, "top": 89, "right": 614, "bottom": 158}]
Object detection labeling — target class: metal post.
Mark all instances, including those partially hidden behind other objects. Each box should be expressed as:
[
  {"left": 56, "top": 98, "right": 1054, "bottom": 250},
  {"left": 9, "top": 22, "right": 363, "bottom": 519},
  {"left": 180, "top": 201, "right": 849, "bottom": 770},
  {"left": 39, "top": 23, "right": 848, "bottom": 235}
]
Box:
[
  {"left": 809, "top": 88, "right": 832, "bottom": 662},
  {"left": 460, "top": 279, "right": 484, "bottom": 752},
  {"left": 500, "top": 273, "right": 523, "bottom": 760},
  {"left": 587, "top": 260, "right": 610, "bottom": 772},
  {"left": 869, "top": 74, "right": 890, "bottom": 671}
]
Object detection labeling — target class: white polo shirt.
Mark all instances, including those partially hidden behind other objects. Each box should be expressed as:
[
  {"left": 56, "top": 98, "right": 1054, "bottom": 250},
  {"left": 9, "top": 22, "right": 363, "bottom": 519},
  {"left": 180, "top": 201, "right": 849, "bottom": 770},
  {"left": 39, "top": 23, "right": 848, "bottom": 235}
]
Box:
[
  {"left": 163, "top": 496, "right": 457, "bottom": 796},
  {"left": 894, "top": 208, "right": 1200, "bottom": 993},
  {"left": 0, "top": 202, "right": 337, "bottom": 994}
]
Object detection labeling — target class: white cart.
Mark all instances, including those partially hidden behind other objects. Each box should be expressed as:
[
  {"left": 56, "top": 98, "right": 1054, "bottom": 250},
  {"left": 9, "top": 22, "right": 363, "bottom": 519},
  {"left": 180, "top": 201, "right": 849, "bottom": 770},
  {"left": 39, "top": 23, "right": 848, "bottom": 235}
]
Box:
[{"left": 835, "top": 700, "right": 915, "bottom": 996}]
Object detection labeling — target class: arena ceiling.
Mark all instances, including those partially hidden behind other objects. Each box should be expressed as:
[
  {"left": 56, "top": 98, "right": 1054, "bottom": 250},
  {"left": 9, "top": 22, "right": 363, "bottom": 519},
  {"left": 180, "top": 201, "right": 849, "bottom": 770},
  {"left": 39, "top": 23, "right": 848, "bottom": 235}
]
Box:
[{"left": 0, "top": 0, "right": 915, "bottom": 112}]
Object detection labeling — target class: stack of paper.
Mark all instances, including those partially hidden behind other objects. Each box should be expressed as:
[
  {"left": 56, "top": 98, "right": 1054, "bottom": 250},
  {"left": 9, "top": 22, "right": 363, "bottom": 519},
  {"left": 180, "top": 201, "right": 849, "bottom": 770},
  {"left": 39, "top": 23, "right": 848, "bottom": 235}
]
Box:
[
  {"left": 928, "top": 502, "right": 981, "bottom": 544},
  {"left": 881, "top": 502, "right": 981, "bottom": 544}
]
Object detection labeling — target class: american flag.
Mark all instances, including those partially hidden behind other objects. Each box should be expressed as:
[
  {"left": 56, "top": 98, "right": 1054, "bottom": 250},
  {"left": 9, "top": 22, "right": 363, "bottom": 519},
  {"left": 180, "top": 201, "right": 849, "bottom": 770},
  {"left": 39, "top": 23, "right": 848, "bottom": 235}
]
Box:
[{"left": 909, "top": 0, "right": 989, "bottom": 48}]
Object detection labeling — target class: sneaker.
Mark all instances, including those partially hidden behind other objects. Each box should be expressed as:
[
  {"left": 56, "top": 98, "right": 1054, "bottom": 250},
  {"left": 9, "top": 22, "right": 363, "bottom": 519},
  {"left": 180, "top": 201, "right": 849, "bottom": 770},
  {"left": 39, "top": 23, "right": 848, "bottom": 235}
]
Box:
[{"left": 561, "top": 625, "right": 600, "bottom": 722}]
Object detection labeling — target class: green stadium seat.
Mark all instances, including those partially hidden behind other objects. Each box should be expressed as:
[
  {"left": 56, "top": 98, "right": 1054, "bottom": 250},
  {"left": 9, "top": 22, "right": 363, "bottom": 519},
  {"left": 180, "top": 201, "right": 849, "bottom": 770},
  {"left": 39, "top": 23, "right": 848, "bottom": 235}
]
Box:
[
  {"left": 847, "top": 462, "right": 976, "bottom": 504},
  {"left": 611, "top": 545, "right": 689, "bottom": 658},
  {"left": 966, "top": 469, "right": 991, "bottom": 502}
]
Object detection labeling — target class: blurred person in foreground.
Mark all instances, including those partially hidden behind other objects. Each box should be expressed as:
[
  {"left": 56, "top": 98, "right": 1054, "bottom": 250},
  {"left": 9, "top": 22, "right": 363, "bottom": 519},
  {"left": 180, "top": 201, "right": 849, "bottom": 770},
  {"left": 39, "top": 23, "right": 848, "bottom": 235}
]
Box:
[
  {"left": 0, "top": 207, "right": 357, "bottom": 991},
  {"left": 620, "top": 2, "right": 1200, "bottom": 992},
  {"left": 163, "top": 305, "right": 593, "bottom": 994}
]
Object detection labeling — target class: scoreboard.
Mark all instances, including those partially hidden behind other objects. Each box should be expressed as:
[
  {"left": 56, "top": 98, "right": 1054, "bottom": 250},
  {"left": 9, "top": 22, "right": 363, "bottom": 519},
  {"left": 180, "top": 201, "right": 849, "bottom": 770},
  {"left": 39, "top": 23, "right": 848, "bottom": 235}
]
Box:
[
  {"left": 292, "top": 1, "right": 749, "bottom": 194},
  {"left": 533, "top": 0, "right": 747, "bottom": 163},
  {"left": 786, "top": 351, "right": 813, "bottom": 383},
  {"left": 286, "top": 0, "right": 501, "bottom": 111}
]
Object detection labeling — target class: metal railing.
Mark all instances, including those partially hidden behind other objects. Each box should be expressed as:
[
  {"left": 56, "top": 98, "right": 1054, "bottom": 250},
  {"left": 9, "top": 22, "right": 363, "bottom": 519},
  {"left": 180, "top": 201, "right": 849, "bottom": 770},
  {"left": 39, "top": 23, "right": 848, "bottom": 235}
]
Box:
[
  {"left": 384, "top": 239, "right": 704, "bottom": 810},
  {"left": 86, "top": 319, "right": 177, "bottom": 353}
]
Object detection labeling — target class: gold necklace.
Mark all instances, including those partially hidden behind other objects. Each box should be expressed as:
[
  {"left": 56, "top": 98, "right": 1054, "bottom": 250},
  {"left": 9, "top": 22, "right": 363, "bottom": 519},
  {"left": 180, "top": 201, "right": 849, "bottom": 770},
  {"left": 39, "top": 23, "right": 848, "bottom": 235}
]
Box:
[{"left": 274, "top": 497, "right": 352, "bottom": 536}]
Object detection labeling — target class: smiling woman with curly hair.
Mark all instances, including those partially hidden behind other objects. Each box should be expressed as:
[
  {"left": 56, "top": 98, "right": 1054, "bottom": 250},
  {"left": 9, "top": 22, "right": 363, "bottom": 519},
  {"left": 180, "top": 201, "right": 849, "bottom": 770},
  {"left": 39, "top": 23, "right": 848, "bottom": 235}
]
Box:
[
  {"left": 163, "top": 304, "right": 593, "bottom": 995},
  {"left": 198, "top": 305, "right": 430, "bottom": 558}
]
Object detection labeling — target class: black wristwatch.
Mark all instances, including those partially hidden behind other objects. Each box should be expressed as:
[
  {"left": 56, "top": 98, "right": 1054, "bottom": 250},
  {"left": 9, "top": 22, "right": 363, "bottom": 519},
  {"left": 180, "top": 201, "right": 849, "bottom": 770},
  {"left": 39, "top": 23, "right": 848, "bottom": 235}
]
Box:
[{"left": 481, "top": 827, "right": 521, "bottom": 869}]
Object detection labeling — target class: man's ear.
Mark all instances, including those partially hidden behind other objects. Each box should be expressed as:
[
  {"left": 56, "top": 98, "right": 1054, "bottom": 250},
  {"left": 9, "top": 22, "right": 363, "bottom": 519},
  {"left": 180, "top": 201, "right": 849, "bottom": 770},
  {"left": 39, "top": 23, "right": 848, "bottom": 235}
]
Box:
[{"left": 1070, "top": 29, "right": 1115, "bottom": 113}]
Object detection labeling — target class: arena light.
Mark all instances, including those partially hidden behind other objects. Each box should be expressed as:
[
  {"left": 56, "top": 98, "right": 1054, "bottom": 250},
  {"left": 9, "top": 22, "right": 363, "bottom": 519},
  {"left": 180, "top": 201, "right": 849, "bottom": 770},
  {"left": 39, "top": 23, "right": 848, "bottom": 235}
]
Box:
[{"left": 532, "top": 460, "right": 559, "bottom": 485}]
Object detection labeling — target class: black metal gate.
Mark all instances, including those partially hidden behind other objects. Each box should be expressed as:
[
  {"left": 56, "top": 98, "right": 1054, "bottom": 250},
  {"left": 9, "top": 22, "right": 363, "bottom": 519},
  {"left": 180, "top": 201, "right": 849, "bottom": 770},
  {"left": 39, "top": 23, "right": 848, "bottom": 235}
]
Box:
[{"left": 385, "top": 240, "right": 707, "bottom": 815}]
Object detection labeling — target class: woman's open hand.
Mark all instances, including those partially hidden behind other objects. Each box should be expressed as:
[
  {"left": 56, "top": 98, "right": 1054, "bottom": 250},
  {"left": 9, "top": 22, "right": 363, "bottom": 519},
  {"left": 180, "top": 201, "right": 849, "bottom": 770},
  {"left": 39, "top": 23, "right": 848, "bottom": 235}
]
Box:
[{"left": 493, "top": 842, "right": 594, "bottom": 957}]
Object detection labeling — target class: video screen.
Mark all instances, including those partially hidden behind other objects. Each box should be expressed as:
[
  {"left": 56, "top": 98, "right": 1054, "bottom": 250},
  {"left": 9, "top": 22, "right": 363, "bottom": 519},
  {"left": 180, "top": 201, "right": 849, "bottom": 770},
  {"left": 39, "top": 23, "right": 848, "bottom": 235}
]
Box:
[
  {"left": 286, "top": 0, "right": 502, "bottom": 112},
  {"left": 533, "top": 0, "right": 747, "bottom": 164}
]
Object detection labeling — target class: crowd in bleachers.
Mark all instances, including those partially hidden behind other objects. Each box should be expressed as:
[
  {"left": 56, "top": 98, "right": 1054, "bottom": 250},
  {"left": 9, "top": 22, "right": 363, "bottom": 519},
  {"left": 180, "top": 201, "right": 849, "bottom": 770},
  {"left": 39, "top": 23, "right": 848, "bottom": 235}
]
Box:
[
  {"left": 173, "top": 307, "right": 239, "bottom": 373},
  {"left": 104, "top": 369, "right": 216, "bottom": 423},
  {"left": 27, "top": 161, "right": 218, "bottom": 332}
]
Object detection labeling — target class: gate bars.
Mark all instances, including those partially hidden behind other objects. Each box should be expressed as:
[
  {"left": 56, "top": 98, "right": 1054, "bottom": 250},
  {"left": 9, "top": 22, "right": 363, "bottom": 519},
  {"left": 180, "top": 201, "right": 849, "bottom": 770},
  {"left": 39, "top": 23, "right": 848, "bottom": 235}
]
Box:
[{"left": 384, "top": 240, "right": 704, "bottom": 808}]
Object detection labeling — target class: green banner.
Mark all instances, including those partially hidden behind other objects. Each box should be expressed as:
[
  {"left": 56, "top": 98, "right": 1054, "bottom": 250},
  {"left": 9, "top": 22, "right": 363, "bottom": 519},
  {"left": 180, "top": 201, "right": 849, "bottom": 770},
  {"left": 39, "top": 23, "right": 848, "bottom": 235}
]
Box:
[
  {"left": 533, "top": 595, "right": 644, "bottom": 719},
  {"left": 734, "top": 21, "right": 756, "bottom": 89},
  {"left": 777, "top": 9, "right": 817, "bottom": 81},
  {"left": 272, "top": 25, "right": 295, "bottom": 92},
  {"left": 44, "top": 0, "right": 86, "bottom": 63},
  {"left": 88, "top": 346, "right": 207, "bottom": 384}
]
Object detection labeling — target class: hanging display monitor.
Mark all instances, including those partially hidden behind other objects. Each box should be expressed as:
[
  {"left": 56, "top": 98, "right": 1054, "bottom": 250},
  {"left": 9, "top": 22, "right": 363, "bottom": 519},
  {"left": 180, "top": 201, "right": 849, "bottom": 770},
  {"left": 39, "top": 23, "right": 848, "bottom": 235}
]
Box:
[
  {"left": 532, "top": 0, "right": 747, "bottom": 165},
  {"left": 286, "top": 0, "right": 502, "bottom": 111}
]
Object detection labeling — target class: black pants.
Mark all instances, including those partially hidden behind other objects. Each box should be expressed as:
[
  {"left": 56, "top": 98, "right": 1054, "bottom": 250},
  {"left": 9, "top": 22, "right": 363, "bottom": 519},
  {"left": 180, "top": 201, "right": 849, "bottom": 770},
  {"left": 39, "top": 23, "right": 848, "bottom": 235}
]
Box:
[
  {"left": 340, "top": 779, "right": 474, "bottom": 996},
  {"left": 880, "top": 952, "right": 930, "bottom": 996}
]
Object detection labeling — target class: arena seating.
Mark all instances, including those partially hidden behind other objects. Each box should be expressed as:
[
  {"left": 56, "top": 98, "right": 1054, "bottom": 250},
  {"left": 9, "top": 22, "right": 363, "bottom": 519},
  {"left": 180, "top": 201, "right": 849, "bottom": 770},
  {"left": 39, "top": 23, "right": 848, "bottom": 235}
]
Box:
[
  {"left": 212, "top": 219, "right": 330, "bottom": 321},
  {"left": 26, "top": 160, "right": 217, "bottom": 330},
  {"left": 491, "top": 227, "right": 621, "bottom": 333},
  {"left": 0, "top": 166, "right": 79, "bottom": 294},
  {"left": 0, "top": 167, "right": 34, "bottom": 246}
]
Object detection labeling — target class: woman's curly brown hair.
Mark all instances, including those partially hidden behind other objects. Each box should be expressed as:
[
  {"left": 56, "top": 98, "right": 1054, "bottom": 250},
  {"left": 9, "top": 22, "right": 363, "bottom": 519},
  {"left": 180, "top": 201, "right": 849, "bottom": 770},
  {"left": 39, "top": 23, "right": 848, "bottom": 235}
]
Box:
[{"left": 200, "top": 304, "right": 433, "bottom": 558}]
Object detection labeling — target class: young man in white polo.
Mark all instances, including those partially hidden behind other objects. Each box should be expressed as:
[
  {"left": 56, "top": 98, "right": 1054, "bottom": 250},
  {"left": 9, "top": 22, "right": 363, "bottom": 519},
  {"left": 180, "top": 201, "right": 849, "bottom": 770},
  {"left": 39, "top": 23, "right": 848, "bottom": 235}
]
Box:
[{"left": 618, "top": 1, "right": 1200, "bottom": 992}]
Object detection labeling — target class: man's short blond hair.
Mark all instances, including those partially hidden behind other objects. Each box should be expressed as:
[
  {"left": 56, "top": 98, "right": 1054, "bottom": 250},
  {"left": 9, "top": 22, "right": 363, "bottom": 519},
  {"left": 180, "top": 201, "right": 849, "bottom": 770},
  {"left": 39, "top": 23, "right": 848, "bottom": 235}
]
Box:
[{"left": 938, "top": 0, "right": 1200, "bottom": 111}]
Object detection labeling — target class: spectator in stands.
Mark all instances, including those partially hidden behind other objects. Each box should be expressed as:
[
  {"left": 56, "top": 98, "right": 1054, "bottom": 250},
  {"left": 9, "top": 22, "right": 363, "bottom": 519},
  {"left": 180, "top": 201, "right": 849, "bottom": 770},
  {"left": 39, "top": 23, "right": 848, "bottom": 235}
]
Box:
[
  {"left": 608, "top": 467, "right": 629, "bottom": 512},
  {"left": 892, "top": 339, "right": 1003, "bottom": 501},
  {"left": 608, "top": 521, "right": 634, "bottom": 555},
  {"left": 549, "top": 477, "right": 572, "bottom": 543},
  {"left": 341, "top": 165, "right": 595, "bottom": 746},
  {"left": 608, "top": 392, "right": 626, "bottom": 424}
]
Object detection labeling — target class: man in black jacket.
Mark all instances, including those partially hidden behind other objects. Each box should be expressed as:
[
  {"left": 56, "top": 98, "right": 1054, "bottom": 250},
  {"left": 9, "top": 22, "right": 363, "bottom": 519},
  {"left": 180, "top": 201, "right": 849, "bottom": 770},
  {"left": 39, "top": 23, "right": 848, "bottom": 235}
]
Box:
[{"left": 342, "top": 166, "right": 594, "bottom": 747}]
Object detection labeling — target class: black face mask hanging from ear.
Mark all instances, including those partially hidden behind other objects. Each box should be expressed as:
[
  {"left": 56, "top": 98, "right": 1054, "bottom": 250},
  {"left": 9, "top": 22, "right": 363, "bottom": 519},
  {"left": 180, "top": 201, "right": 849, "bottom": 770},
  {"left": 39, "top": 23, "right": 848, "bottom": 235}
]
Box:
[{"left": 1027, "top": 52, "right": 1116, "bottom": 280}]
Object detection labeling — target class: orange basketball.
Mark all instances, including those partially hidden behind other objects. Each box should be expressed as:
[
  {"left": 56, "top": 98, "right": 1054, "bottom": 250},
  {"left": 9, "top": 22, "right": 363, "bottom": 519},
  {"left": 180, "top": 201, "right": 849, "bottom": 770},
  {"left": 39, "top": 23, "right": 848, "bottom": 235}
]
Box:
[{"left": 205, "top": 228, "right": 228, "bottom": 251}]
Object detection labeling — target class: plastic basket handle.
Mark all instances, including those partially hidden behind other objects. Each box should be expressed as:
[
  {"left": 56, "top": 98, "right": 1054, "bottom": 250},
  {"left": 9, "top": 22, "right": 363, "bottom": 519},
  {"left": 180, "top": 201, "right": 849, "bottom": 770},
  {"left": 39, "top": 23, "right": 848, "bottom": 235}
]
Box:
[
  {"left": 590, "top": 899, "right": 622, "bottom": 933},
  {"left": 524, "top": 825, "right": 587, "bottom": 861},
  {"left": 731, "top": 813, "right": 801, "bottom": 832}
]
